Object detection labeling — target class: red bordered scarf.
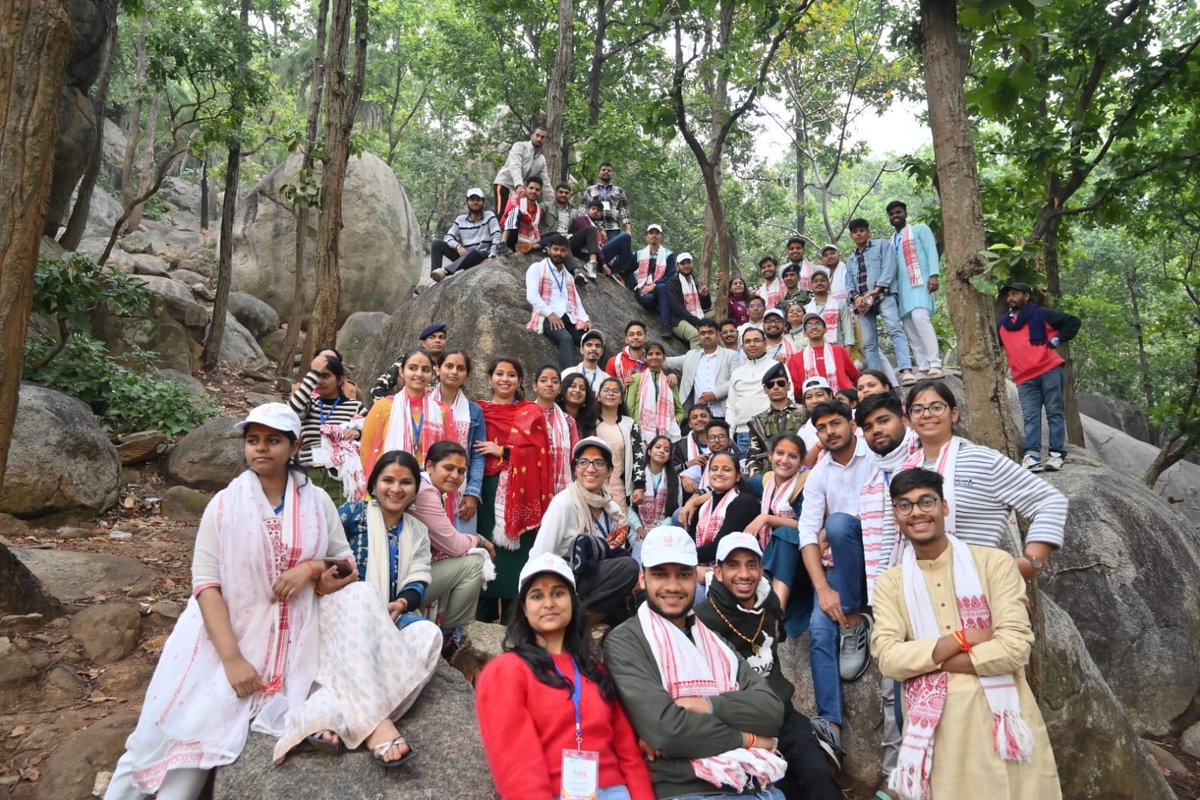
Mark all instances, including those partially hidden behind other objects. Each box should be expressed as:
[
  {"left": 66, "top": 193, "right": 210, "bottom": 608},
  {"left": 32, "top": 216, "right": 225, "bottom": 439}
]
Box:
[
  {"left": 696, "top": 489, "right": 738, "bottom": 550},
  {"left": 640, "top": 466, "right": 669, "bottom": 530},
  {"left": 542, "top": 402, "right": 578, "bottom": 494},
  {"left": 636, "top": 370, "right": 676, "bottom": 443},
  {"left": 894, "top": 225, "right": 923, "bottom": 288},
  {"left": 611, "top": 347, "right": 646, "bottom": 385},
  {"left": 477, "top": 399, "right": 553, "bottom": 549},
  {"left": 758, "top": 471, "right": 801, "bottom": 549},
  {"left": 802, "top": 343, "right": 840, "bottom": 391},
  {"left": 635, "top": 246, "right": 671, "bottom": 287},
  {"left": 680, "top": 273, "right": 703, "bottom": 316},
  {"left": 760, "top": 276, "right": 784, "bottom": 307},
  {"left": 860, "top": 427, "right": 921, "bottom": 604},
  {"left": 526, "top": 259, "right": 583, "bottom": 332}
]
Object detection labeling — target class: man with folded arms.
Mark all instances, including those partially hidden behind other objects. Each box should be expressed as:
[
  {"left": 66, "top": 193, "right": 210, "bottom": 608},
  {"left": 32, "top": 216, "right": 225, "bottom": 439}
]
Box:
[{"left": 604, "top": 526, "right": 788, "bottom": 800}]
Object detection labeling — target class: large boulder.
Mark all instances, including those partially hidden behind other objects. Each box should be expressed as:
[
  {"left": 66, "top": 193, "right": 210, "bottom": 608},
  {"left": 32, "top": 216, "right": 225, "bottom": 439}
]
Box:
[
  {"left": 336, "top": 311, "right": 390, "bottom": 373},
  {"left": 93, "top": 292, "right": 203, "bottom": 373},
  {"left": 216, "top": 313, "right": 270, "bottom": 370},
  {"left": 1038, "top": 454, "right": 1200, "bottom": 735},
  {"left": 1081, "top": 414, "right": 1200, "bottom": 529},
  {"left": 164, "top": 416, "right": 244, "bottom": 490},
  {"left": 213, "top": 665, "right": 496, "bottom": 799},
  {"left": 158, "top": 176, "right": 204, "bottom": 216},
  {"left": 232, "top": 152, "right": 424, "bottom": 323},
  {"left": 14, "top": 549, "right": 154, "bottom": 604},
  {"left": 0, "top": 384, "right": 120, "bottom": 519},
  {"left": 1077, "top": 392, "right": 1153, "bottom": 445},
  {"left": 38, "top": 713, "right": 138, "bottom": 800},
  {"left": 361, "top": 254, "right": 688, "bottom": 401},
  {"left": 228, "top": 291, "right": 281, "bottom": 340}
]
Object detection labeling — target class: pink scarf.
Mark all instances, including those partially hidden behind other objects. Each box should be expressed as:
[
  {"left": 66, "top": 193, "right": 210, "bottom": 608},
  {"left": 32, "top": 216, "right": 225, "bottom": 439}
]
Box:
[
  {"left": 542, "top": 403, "right": 577, "bottom": 494},
  {"left": 526, "top": 259, "right": 583, "bottom": 332},
  {"left": 640, "top": 467, "right": 669, "bottom": 530},
  {"left": 890, "top": 535, "right": 1033, "bottom": 800},
  {"left": 860, "top": 427, "right": 921, "bottom": 604},
  {"left": 895, "top": 225, "right": 922, "bottom": 288},
  {"left": 802, "top": 343, "right": 840, "bottom": 391},
  {"left": 696, "top": 489, "right": 738, "bottom": 549},
  {"left": 758, "top": 472, "right": 800, "bottom": 549},
  {"left": 901, "top": 437, "right": 962, "bottom": 534},
  {"left": 384, "top": 391, "right": 454, "bottom": 464},
  {"left": 636, "top": 370, "right": 675, "bottom": 443},
  {"left": 637, "top": 603, "right": 787, "bottom": 789},
  {"left": 680, "top": 273, "right": 703, "bottom": 316}
]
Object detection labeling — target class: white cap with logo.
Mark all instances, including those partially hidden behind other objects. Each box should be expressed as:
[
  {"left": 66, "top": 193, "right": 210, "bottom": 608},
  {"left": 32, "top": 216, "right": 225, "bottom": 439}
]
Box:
[
  {"left": 715, "top": 532, "right": 763, "bottom": 563},
  {"left": 518, "top": 552, "right": 576, "bottom": 592},
  {"left": 235, "top": 403, "right": 302, "bottom": 438},
  {"left": 640, "top": 526, "right": 698, "bottom": 568}
]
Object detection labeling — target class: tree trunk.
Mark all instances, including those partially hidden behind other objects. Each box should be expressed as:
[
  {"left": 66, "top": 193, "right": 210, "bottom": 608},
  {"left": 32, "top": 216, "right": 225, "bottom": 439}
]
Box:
[
  {"left": 120, "top": 18, "right": 147, "bottom": 201},
  {"left": 794, "top": 103, "right": 805, "bottom": 236},
  {"left": 586, "top": 0, "right": 607, "bottom": 127},
  {"left": 1041, "top": 216, "right": 1085, "bottom": 446},
  {"left": 309, "top": 0, "right": 368, "bottom": 353},
  {"left": 199, "top": 154, "right": 209, "bottom": 231},
  {"left": 277, "top": 0, "right": 329, "bottom": 378},
  {"left": 1125, "top": 265, "right": 1154, "bottom": 409},
  {"left": 59, "top": 13, "right": 118, "bottom": 251},
  {"left": 918, "top": 0, "right": 1020, "bottom": 457},
  {"left": 0, "top": 0, "right": 74, "bottom": 491},
  {"left": 124, "top": 90, "right": 160, "bottom": 232},
  {"left": 543, "top": 0, "right": 573, "bottom": 185}
]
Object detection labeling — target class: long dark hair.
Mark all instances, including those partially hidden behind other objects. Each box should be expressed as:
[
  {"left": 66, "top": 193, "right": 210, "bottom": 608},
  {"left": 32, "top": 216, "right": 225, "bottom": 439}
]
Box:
[
  {"left": 643, "top": 435, "right": 680, "bottom": 517},
  {"left": 708, "top": 450, "right": 751, "bottom": 495},
  {"left": 557, "top": 373, "right": 600, "bottom": 437},
  {"left": 504, "top": 574, "right": 615, "bottom": 701},
  {"left": 366, "top": 449, "right": 421, "bottom": 503},
  {"left": 596, "top": 376, "right": 631, "bottom": 421}
]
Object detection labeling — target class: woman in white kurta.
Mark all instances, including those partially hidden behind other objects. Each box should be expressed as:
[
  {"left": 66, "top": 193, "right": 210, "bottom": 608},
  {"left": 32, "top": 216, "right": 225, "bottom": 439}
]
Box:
[{"left": 104, "top": 404, "right": 439, "bottom": 800}]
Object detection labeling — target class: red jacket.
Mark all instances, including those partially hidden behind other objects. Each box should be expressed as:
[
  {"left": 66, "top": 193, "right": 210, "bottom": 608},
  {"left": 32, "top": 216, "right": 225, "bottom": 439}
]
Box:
[
  {"left": 786, "top": 344, "right": 860, "bottom": 397},
  {"left": 998, "top": 323, "right": 1064, "bottom": 384},
  {"left": 476, "top": 652, "right": 655, "bottom": 800}
]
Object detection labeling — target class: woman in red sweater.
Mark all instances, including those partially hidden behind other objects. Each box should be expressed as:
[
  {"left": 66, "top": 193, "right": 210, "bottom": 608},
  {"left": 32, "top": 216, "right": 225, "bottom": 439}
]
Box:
[{"left": 476, "top": 553, "right": 654, "bottom": 800}]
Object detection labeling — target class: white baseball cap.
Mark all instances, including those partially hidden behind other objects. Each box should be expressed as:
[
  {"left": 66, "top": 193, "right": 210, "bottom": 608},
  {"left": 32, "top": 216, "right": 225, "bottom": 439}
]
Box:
[
  {"left": 716, "top": 532, "right": 763, "bottom": 563},
  {"left": 518, "top": 553, "right": 576, "bottom": 592},
  {"left": 466, "top": 187, "right": 486, "bottom": 199},
  {"left": 820, "top": 243, "right": 839, "bottom": 254},
  {"left": 811, "top": 265, "right": 831, "bottom": 278},
  {"left": 802, "top": 376, "right": 832, "bottom": 393},
  {"left": 763, "top": 308, "right": 786, "bottom": 320},
  {"left": 646, "top": 223, "right": 663, "bottom": 233},
  {"left": 236, "top": 403, "right": 302, "bottom": 438},
  {"left": 677, "top": 252, "right": 694, "bottom": 262},
  {"left": 641, "top": 526, "right": 698, "bottom": 568}
]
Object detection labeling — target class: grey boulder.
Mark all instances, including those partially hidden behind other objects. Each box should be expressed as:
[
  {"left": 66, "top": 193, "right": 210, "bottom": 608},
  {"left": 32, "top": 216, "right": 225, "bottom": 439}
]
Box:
[
  {"left": 164, "top": 416, "right": 244, "bottom": 490},
  {"left": 215, "top": 313, "right": 269, "bottom": 369},
  {"left": 229, "top": 291, "right": 281, "bottom": 340},
  {"left": 336, "top": 311, "right": 391, "bottom": 372}
]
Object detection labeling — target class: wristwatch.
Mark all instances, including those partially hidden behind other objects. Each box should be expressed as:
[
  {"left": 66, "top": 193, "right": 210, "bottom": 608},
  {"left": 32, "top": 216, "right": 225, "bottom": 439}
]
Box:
[{"left": 1025, "top": 555, "right": 1045, "bottom": 570}]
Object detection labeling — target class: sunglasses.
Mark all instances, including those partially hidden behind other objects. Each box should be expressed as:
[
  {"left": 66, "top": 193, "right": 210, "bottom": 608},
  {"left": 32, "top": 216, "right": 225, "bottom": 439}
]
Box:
[{"left": 765, "top": 379, "right": 788, "bottom": 389}]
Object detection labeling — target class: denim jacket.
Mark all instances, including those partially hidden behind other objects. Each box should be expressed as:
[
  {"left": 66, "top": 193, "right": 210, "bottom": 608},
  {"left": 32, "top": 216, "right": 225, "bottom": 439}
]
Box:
[
  {"left": 844, "top": 238, "right": 899, "bottom": 298},
  {"left": 464, "top": 400, "right": 486, "bottom": 500}
]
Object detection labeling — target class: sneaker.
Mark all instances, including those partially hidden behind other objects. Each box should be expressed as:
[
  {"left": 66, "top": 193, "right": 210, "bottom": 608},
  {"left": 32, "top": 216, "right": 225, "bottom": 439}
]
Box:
[
  {"left": 1021, "top": 452, "right": 1043, "bottom": 472},
  {"left": 1043, "top": 452, "right": 1064, "bottom": 472},
  {"left": 838, "top": 614, "right": 873, "bottom": 681},
  {"left": 585, "top": 260, "right": 598, "bottom": 281},
  {"left": 899, "top": 370, "right": 918, "bottom": 386},
  {"left": 495, "top": 243, "right": 514, "bottom": 256},
  {"left": 809, "top": 716, "right": 844, "bottom": 770},
  {"left": 430, "top": 268, "right": 446, "bottom": 283}
]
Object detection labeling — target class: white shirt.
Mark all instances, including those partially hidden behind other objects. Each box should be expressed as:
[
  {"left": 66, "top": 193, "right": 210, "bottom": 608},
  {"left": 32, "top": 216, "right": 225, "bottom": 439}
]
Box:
[
  {"left": 798, "top": 419, "right": 818, "bottom": 450},
  {"left": 726, "top": 355, "right": 776, "bottom": 434},
  {"left": 526, "top": 258, "right": 589, "bottom": 323},
  {"left": 563, "top": 363, "right": 611, "bottom": 393},
  {"left": 693, "top": 350, "right": 725, "bottom": 417},
  {"left": 796, "top": 435, "right": 878, "bottom": 549}
]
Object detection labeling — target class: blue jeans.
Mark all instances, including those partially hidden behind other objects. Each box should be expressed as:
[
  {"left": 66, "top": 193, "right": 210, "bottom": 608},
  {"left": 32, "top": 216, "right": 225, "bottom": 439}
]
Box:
[
  {"left": 856, "top": 294, "right": 913, "bottom": 371},
  {"left": 638, "top": 285, "right": 672, "bottom": 327},
  {"left": 1017, "top": 363, "right": 1066, "bottom": 457},
  {"left": 809, "top": 512, "right": 865, "bottom": 725},
  {"left": 670, "top": 789, "right": 784, "bottom": 800},
  {"left": 603, "top": 232, "right": 634, "bottom": 279},
  {"left": 735, "top": 431, "right": 751, "bottom": 456}
]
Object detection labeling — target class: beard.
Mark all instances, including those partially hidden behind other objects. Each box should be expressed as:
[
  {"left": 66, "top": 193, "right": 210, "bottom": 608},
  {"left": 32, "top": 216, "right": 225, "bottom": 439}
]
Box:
[
  {"left": 646, "top": 593, "right": 693, "bottom": 623},
  {"left": 869, "top": 432, "right": 905, "bottom": 456}
]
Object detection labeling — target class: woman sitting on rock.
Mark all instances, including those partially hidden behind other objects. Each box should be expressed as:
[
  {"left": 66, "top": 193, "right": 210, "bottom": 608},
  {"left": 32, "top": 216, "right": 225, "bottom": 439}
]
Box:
[
  {"left": 361, "top": 349, "right": 456, "bottom": 479},
  {"left": 592, "top": 375, "right": 646, "bottom": 520},
  {"left": 476, "top": 553, "right": 655, "bottom": 800},
  {"left": 287, "top": 352, "right": 366, "bottom": 504},
  {"left": 532, "top": 364, "right": 579, "bottom": 496},
  {"left": 557, "top": 372, "right": 601, "bottom": 438},
  {"left": 431, "top": 349, "right": 487, "bottom": 534},
  {"left": 631, "top": 434, "right": 681, "bottom": 562},
  {"left": 406, "top": 441, "right": 496, "bottom": 657},
  {"left": 474, "top": 357, "right": 554, "bottom": 622},
  {"left": 676, "top": 451, "right": 760, "bottom": 575},
  {"left": 104, "top": 404, "right": 440, "bottom": 800}
]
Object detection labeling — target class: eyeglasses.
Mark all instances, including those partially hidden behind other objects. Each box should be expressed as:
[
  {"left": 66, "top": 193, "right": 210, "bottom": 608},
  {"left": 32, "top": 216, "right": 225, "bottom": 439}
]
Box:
[
  {"left": 804, "top": 321, "right": 825, "bottom": 329},
  {"left": 909, "top": 401, "right": 950, "bottom": 417},
  {"left": 574, "top": 458, "right": 609, "bottom": 471},
  {"left": 765, "top": 379, "right": 788, "bottom": 389},
  {"left": 708, "top": 433, "right": 730, "bottom": 442},
  {"left": 894, "top": 495, "right": 941, "bottom": 516}
]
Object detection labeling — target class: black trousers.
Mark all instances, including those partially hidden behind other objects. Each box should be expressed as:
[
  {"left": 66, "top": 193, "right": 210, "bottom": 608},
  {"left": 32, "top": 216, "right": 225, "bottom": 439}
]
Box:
[
  {"left": 430, "top": 240, "right": 489, "bottom": 274},
  {"left": 776, "top": 705, "right": 843, "bottom": 800},
  {"left": 493, "top": 184, "right": 511, "bottom": 216},
  {"left": 543, "top": 316, "right": 587, "bottom": 370}
]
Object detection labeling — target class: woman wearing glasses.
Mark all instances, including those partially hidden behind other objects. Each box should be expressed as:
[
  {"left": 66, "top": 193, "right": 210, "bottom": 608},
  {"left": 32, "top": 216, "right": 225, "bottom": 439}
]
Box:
[
  {"left": 530, "top": 437, "right": 641, "bottom": 624},
  {"left": 898, "top": 380, "right": 1068, "bottom": 582}
]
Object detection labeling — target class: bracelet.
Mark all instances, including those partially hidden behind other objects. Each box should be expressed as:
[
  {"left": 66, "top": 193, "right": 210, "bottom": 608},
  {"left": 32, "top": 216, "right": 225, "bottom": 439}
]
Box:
[
  {"left": 314, "top": 583, "right": 326, "bottom": 596},
  {"left": 747, "top": 733, "right": 757, "bottom": 749},
  {"left": 307, "top": 561, "right": 322, "bottom": 581},
  {"left": 952, "top": 629, "right": 971, "bottom": 653}
]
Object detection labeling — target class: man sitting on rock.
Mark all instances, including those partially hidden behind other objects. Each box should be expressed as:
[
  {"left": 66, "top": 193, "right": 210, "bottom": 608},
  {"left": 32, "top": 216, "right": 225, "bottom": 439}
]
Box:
[
  {"left": 604, "top": 526, "right": 788, "bottom": 800},
  {"left": 568, "top": 199, "right": 611, "bottom": 283},
  {"left": 499, "top": 176, "right": 545, "bottom": 255},
  {"left": 525, "top": 233, "right": 592, "bottom": 369},
  {"left": 430, "top": 187, "right": 500, "bottom": 283},
  {"left": 696, "top": 533, "right": 843, "bottom": 800},
  {"left": 871, "top": 468, "right": 1062, "bottom": 800},
  {"left": 666, "top": 252, "right": 714, "bottom": 350},
  {"left": 370, "top": 323, "right": 448, "bottom": 399}
]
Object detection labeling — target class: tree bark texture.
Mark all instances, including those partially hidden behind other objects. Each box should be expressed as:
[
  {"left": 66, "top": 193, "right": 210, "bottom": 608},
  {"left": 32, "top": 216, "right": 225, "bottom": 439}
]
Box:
[
  {"left": 0, "top": 0, "right": 74, "bottom": 490},
  {"left": 119, "top": 18, "right": 147, "bottom": 202},
  {"left": 199, "top": 155, "right": 209, "bottom": 231},
  {"left": 543, "top": 0, "right": 573, "bottom": 185},
  {"left": 918, "top": 0, "right": 1021, "bottom": 458},
  {"left": 59, "top": 7, "right": 118, "bottom": 251},
  {"left": 309, "top": 0, "right": 367, "bottom": 353},
  {"left": 123, "top": 90, "right": 160, "bottom": 232},
  {"left": 586, "top": 0, "right": 607, "bottom": 127}
]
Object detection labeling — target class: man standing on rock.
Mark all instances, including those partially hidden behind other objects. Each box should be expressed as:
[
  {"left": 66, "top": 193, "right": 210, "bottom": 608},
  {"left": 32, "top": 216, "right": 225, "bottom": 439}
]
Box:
[
  {"left": 871, "top": 468, "right": 1062, "bottom": 800},
  {"left": 493, "top": 125, "right": 548, "bottom": 215},
  {"left": 579, "top": 161, "right": 634, "bottom": 279},
  {"left": 525, "top": 233, "right": 592, "bottom": 369},
  {"left": 996, "top": 281, "right": 1081, "bottom": 472},
  {"left": 430, "top": 188, "right": 500, "bottom": 283},
  {"left": 847, "top": 218, "right": 916, "bottom": 387},
  {"left": 886, "top": 200, "right": 943, "bottom": 379}
]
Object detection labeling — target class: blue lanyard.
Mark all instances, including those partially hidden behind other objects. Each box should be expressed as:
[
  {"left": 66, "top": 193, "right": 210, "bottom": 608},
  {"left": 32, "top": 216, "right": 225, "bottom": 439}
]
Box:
[
  {"left": 318, "top": 396, "right": 342, "bottom": 424},
  {"left": 648, "top": 469, "right": 663, "bottom": 497},
  {"left": 387, "top": 517, "right": 403, "bottom": 597},
  {"left": 273, "top": 498, "right": 285, "bottom": 515},
  {"left": 410, "top": 407, "right": 425, "bottom": 452},
  {"left": 594, "top": 510, "right": 610, "bottom": 538},
  {"left": 550, "top": 265, "right": 566, "bottom": 295},
  {"left": 552, "top": 657, "right": 584, "bottom": 748}
]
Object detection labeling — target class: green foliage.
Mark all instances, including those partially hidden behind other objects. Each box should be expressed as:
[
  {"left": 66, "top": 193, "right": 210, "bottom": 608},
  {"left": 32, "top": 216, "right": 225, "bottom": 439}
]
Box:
[{"left": 31, "top": 253, "right": 150, "bottom": 332}]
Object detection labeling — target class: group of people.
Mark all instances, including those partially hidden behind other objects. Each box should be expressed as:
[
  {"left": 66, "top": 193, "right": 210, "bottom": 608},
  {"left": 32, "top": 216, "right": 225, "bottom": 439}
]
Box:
[{"left": 106, "top": 138, "right": 1083, "bottom": 799}]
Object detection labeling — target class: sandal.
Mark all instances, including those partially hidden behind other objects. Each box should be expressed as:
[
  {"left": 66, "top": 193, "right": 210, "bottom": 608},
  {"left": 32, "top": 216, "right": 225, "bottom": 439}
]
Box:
[
  {"left": 371, "top": 735, "right": 418, "bottom": 769},
  {"left": 303, "top": 729, "right": 343, "bottom": 755}
]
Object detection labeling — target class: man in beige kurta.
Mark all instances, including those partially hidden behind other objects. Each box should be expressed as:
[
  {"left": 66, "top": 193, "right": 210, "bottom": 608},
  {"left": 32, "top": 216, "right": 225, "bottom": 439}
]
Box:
[{"left": 870, "top": 467, "right": 1061, "bottom": 800}]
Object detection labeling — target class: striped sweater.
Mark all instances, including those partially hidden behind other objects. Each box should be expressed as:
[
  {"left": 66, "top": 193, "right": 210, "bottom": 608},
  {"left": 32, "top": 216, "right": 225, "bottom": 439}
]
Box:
[{"left": 287, "top": 370, "right": 366, "bottom": 466}]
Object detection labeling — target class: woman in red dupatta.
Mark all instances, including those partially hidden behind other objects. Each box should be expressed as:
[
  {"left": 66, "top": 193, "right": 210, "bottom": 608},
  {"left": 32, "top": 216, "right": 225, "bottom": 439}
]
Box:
[{"left": 474, "top": 357, "right": 553, "bottom": 621}]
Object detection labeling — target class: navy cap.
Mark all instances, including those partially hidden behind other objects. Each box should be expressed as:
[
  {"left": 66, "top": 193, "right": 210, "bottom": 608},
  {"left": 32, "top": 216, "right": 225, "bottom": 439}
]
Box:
[
  {"left": 761, "top": 362, "right": 788, "bottom": 385},
  {"left": 419, "top": 322, "right": 447, "bottom": 340},
  {"left": 781, "top": 262, "right": 801, "bottom": 276}
]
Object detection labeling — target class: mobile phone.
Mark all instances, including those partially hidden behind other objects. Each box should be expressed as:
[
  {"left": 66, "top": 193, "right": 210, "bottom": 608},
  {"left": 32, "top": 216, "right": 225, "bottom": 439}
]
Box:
[{"left": 323, "top": 558, "right": 353, "bottom": 578}]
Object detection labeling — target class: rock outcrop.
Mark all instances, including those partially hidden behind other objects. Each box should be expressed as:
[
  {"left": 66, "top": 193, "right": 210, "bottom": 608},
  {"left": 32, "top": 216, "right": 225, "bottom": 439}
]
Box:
[
  {"left": 336, "top": 311, "right": 390, "bottom": 373},
  {"left": 164, "top": 416, "right": 245, "bottom": 490},
  {"left": 1077, "top": 392, "right": 1154, "bottom": 445},
  {"left": 362, "top": 254, "right": 688, "bottom": 400},
  {"left": 232, "top": 152, "right": 424, "bottom": 324},
  {"left": 0, "top": 384, "right": 120, "bottom": 519},
  {"left": 213, "top": 665, "right": 497, "bottom": 799}
]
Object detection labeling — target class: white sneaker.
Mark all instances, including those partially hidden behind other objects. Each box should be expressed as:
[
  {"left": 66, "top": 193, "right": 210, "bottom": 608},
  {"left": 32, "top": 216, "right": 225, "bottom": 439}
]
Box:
[
  {"left": 900, "top": 370, "right": 918, "bottom": 386},
  {"left": 1021, "top": 452, "right": 1043, "bottom": 471},
  {"left": 431, "top": 268, "right": 446, "bottom": 283},
  {"left": 586, "top": 261, "right": 598, "bottom": 281},
  {"left": 1043, "top": 453, "right": 1064, "bottom": 471}
]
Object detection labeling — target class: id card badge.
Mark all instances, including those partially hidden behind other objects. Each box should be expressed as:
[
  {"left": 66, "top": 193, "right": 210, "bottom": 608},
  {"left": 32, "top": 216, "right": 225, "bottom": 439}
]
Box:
[
  {"left": 561, "top": 749, "right": 600, "bottom": 800},
  {"left": 602, "top": 200, "right": 612, "bottom": 212}
]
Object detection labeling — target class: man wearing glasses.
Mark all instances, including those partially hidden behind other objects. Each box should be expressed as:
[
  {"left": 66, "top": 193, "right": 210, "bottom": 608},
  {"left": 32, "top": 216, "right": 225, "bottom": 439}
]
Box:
[{"left": 785, "top": 312, "right": 859, "bottom": 396}]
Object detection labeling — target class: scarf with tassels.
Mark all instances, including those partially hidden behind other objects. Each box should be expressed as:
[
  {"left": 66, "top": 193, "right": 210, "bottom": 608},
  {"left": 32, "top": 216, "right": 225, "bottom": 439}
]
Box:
[
  {"left": 893, "top": 225, "right": 923, "bottom": 288},
  {"left": 478, "top": 399, "right": 552, "bottom": 549},
  {"left": 860, "top": 427, "right": 921, "bottom": 604},
  {"left": 636, "top": 370, "right": 676, "bottom": 443},
  {"left": 890, "top": 535, "right": 1034, "bottom": 800}
]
